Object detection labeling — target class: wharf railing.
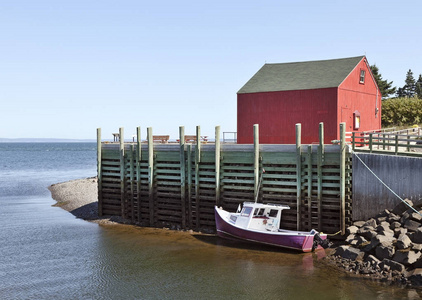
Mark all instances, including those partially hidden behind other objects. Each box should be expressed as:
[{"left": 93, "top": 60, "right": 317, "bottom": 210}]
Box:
[
  {"left": 97, "top": 123, "right": 352, "bottom": 234},
  {"left": 348, "top": 126, "right": 422, "bottom": 157}
]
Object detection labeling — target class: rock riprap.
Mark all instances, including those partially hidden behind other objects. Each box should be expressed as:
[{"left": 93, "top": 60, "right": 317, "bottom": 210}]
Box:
[{"left": 328, "top": 199, "right": 422, "bottom": 286}]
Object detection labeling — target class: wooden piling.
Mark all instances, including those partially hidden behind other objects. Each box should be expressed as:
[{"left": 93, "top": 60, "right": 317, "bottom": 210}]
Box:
[
  {"left": 119, "top": 127, "right": 125, "bottom": 218},
  {"left": 136, "top": 126, "right": 141, "bottom": 222},
  {"left": 179, "top": 126, "right": 186, "bottom": 229},
  {"left": 97, "top": 128, "right": 103, "bottom": 217},
  {"left": 147, "top": 127, "right": 154, "bottom": 226},
  {"left": 317, "top": 123, "right": 324, "bottom": 231},
  {"left": 195, "top": 125, "right": 201, "bottom": 231},
  {"left": 296, "top": 123, "right": 302, "bottom": 230},
  {"left": 340, "top": 122, "right": 346, "bottom": 235},
  {"left": 129, "top": 144, "right": 135, "bottom": 222},
  {"left": 215, "top": 125, "right": 221, "bottom": 206},
  {"left": 253, "top": 124, "right": 259, "bottom": 201},
  {"left": 187, "top": 144, "right": 193, "bottom": 228},
  {"left": 307, "top": 145, "right": 312, "bottom": 230}
]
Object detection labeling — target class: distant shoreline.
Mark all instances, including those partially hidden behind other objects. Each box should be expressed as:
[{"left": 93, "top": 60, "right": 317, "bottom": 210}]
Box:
[{"left": 0, "top": 138, "right": 97, "bottom": 143}]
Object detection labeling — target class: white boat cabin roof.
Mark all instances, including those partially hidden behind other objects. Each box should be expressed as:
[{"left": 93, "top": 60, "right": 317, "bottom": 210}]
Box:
[{"left": 242, "top": 202, "right": 290, "bottom": 210}]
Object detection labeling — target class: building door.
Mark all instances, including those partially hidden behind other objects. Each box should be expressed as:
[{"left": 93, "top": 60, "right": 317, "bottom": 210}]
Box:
[{"left": 341, "top": 107, "right": 352, "bottom": 130}]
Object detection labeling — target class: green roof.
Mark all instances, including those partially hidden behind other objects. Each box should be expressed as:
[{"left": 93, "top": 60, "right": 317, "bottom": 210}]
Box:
[{"left": 238, "top": 56, "right": 365, "bottom": 94}]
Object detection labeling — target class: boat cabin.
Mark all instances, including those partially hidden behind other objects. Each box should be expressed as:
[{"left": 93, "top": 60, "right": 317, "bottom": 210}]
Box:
[{"left": 231, "top": 202, "right": 290, "bottom": 232}]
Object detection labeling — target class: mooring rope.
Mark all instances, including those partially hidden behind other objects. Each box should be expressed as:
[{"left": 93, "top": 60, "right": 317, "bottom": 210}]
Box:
[{"left": 345, "top": 143, "right": 422, "bottom": 217}]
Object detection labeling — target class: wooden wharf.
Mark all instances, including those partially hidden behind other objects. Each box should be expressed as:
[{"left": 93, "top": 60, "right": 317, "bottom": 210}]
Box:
[{"left": 97, "top": 123, "right": 352, "bottom": 234}]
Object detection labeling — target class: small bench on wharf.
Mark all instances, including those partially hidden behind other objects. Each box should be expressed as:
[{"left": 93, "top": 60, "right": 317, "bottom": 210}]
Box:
[
  {"left": 152, "top": 135, "right": 170, "bottom": 144},
  {"left": 177, "top": 135, "right": 208, "bottom": 143}
]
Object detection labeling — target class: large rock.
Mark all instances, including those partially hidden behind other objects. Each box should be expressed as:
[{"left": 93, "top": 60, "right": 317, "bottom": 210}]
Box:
[
  {"left": 390, "top": 221, "right": 402, "bottom": 230},
  {"left": 393, "top": 250, "right": 421, "bottom": 265},
  {"left": 379, "top": 258, "right": 406, "bottom": 273},
  {"left": 375, "top": 244, "right": 395, "bottom": 260},
  {"left": 376, "top": 222, "right": 395, "bottom": 237},
  {"left": 358, "top": 226, "right": 378, "bottom": 241},
  {"left": 412, "top": 243, "right": 422, "bottom": 251},
  {"left": 406, "top": 268, "right": 422, "bottom": 286},
  {"left": 404, "top": 219, "right": 421, "bottom": 232},
  {"left": 338, "top": 246, "right": 365, "bottom": 261},
  {"left": 334, "top": 245, "right": 349, "bottom": 257},
  {"left": 388, "top": 213, "right": 401, "bottom": 223},
  {"left": 349, "top": 235, "right": 368, "bottom": 247},
  {"left": 362, "top": 234, "right": 395, "bottom": 252},
  {"left": 393, "top": 199, "right": 414, "bottom": 216},
  {"left": 394, "top": 227, "right": 408, "bottom": 238},
  {"left": 409, "top": 211, "right": 422, "bottom": 222},
  {"left": 345, "top": 234, "right": 356, "bottom": 244},
  {"left": 396, "top": 234, "right": 412, "bottom": 250},
  {"left": 363, "top": 218, "right": 377, "bottom": 228},
  {"left": 353, "top": 221, "right": 365, "bottom": 227},
  {"left": 411, "top": 228, "right": 422, "bottom": 244},
  {"left": 365, "top": 254, "right": 380, "bottom": 266},
  {"left": 346, "top": 225, "right": 359, "bottom": 235},
  {"left": 375, "top": 209, "right": 390, "bottom": 219}
]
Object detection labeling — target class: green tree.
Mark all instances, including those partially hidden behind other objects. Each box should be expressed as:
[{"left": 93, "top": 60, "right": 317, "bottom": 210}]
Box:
[
  {"left": 403, "top": 69, "right": 416, "bottom": 97},
  {"left": 416, "top": 74, "right": 422, "bottom": 99},
  {"left": 370, "top": 64, "right": 396, "bottom": 99},
  {"left": 396, "top": 87, "right": 405, "bottom": 98}
]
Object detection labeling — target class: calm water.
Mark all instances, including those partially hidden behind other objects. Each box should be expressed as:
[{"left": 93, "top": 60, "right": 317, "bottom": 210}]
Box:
[{"left": 0, "top": 143, "right": 418, "bottom": 299}]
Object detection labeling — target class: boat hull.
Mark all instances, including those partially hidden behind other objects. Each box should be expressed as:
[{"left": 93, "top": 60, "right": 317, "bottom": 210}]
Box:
[{"left": 215, "top": 206, "right": 326, "bottom": 252}]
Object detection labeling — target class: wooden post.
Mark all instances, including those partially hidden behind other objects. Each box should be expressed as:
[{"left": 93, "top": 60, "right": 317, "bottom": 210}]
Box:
[
  {"left": 307, "top": 145, "right": 312, "bottom": 230},
  {"left": 383, "top": 133, "right": 386, "bottom": 150},
  {"left": 369, "top": 133, "right": 373, "bottom": 153},
  {"left": 296, "top": 123, "right": 302, "bottom": 231},
  {"left": 407, "top": 134, "right": 410, "bottom": 152},
  {"left": 119, "top": 127, "right": 125, "bottom": 218},
  {"left": 317, "top": 123, "right": 324, "bottom": 231},
  {"left": 97, "top": 128, "right": 103, "bottom": 217},
  {"left": 147, "top": 127, "right": 154, "bottom": 226},
  {"left": 136, "top": 126, "right": 142, "bottom": 223},
  {"left": 195, "top": 125, "right": 201, "bottom": 231},
  {"left": 340, "top": 122, "right": 346, "bottom": 235},
  {"left": 253, "top": 124, "right": 260, "bottom": 201},
  {"left": 352, "top": 132, "right": 355, "bottom": 151},
  {"left": 187, "top": 144, "right": 193, "bottom": 229},
  {"left": 179, "top": 126, "right": 186, "bottom": 229},
  {"left": 215, "top": 125, "right": 221, "bottom": 206},
  {"left": 129, "top": 144, "right": 135, "bottom": 222},
  {"left": 395, "top": 135, "right": 399, "bottom": 155}
]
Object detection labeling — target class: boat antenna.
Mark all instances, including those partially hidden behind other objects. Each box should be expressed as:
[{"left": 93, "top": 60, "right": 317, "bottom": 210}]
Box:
[{"left": 254, "top": 168, "right": 265, "bottom": 203}]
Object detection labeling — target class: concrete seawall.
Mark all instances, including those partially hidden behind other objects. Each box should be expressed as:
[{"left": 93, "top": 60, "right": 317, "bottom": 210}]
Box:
[{"left": 352, "top": 153, "right": 422, "bottom": 220}]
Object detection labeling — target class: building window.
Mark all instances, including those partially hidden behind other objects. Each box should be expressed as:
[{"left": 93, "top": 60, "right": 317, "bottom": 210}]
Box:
[{"left": 360, "top": 70, "right": 365, "bottom": 84}]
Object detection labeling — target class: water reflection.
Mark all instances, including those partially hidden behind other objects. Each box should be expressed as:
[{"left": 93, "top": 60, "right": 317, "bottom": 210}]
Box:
[{"left": 87, "top": 225, "right": 418, "bottom": 300}]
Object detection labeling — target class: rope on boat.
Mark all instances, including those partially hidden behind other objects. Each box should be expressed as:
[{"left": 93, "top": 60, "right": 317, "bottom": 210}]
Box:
[
  {"left": 345, "top": 143, "right": 422, "bottom": 217},
  {"left": 323, "top": 230, "right": 341, "bottom": 236},
  {"left": 254, "top": 168, "right": 265, "bottom": 203}
]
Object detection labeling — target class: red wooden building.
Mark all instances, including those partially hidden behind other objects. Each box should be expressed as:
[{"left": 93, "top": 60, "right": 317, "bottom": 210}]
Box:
[{"left": 237, "top": 56, "right": 381, "bottom": 144}]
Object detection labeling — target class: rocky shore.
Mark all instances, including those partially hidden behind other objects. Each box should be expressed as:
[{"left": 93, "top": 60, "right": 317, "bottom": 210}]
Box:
[
  {"left": 327, "top": 199, "right": 422, "bottom": 287},
  {"left": 48, "top": 177, "right": 122, "bottom": 225}
]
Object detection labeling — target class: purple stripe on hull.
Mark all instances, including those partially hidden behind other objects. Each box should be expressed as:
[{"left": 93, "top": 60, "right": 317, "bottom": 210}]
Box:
[{"left": 215, "top": 208, "right": 320, "bottom": 252}]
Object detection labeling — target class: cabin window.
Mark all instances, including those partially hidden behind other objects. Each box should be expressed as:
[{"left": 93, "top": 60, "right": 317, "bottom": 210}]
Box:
[
  {"left": 360, "top": 70, "right": 365, "bottom": 84},
  {"left": 269, "top": 209, "right": 278, "bottom": 217},
  {"left": 241, "top": 207, "right": 253, "bottom": 217}
]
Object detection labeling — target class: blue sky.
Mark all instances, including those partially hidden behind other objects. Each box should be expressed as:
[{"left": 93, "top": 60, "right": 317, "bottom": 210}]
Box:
[{"left": 1, "top": 1, "right": 421, "bottom": 140}]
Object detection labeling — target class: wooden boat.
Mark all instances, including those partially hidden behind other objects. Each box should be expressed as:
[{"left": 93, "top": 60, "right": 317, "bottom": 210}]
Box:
[{"left": 215, "top": 202, "right": 330, "bottom": 252}]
